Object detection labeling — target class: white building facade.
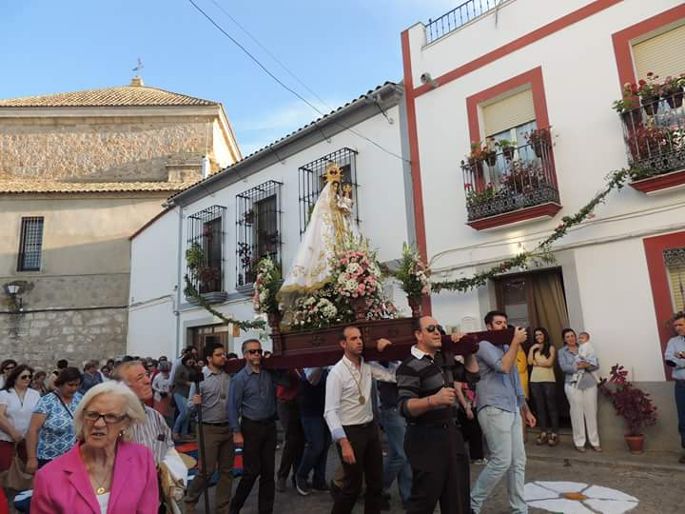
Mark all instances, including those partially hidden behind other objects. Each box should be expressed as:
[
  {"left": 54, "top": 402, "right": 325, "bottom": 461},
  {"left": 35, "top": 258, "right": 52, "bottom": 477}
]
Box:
[
  {"left": 127, "top": 83, "right": 412, "bottom": 359},
  {"left": 402, "top": 0, "right": 685, "bottom": 450}
]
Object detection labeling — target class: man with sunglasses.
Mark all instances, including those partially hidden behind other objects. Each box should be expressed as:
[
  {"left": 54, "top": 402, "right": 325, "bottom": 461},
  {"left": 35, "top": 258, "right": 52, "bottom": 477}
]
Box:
[
  {"left": 470, "top": 310, "right": 535, "bottom": 514},
  {"left": 396, "top": 316, "right": 479, "bottom": 514},
  {"left": 228, "top": 339, "right": 283, "bottom": 514}
]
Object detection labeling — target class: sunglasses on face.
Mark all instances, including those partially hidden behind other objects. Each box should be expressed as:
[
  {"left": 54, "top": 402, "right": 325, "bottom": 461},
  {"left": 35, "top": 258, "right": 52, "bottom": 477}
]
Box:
[
  {"left": 84, "top": 411, "right": 128, "bottom": 424},
  {"left": 4, "top": 367, "right": 15, "bottom": 373},
  {"left": 424, "top": 324, "right": 444, "bottom": 334},
  {"left": 20, "top": 374, "right": 33, "bottom": 380},
  {"left": 246, "top": 349, "right": 263, "bottom": 355}
]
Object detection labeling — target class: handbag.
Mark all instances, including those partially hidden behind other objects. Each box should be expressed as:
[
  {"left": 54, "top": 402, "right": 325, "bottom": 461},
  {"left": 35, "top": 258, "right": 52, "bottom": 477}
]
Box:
[{"left": 1, "top": 447, "right": 33, "bottom": 491}]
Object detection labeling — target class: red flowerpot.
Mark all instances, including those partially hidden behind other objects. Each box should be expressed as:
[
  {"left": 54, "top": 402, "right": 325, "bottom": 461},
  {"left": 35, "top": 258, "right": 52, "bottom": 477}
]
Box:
[{"left": 624, "top": 434, "right": 645, "bottom": 454}]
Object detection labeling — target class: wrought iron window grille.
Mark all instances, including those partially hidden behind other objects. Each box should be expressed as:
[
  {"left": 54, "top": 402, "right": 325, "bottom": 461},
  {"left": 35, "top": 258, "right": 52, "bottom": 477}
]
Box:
[
  {"left": 236, "top": 180, "right": 283, "bottom": 286},
  {"left": 186, "top": 205, "right": 226, "bottom": 294},
  {"left": 17, "top": 217, "right": 44, "bottom": 272},
  {"left": 298, "top": 147, "right": 359, "bottom": 235}
]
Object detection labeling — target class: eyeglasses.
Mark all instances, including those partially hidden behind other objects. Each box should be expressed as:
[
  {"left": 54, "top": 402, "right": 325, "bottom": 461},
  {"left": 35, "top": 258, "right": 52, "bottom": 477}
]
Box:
[
  {"left": 3, "top": 367, "right": 15, "bottom": 373},
  {"left": 19, "top": 374, "right": 33, "bottom": 380},
  {"left": 246, "top": 349, "right": 263, "bottom": 355},
  {"left": 84, "top": 411, "right": 128, "bottom": 424},
  {"left": 424, "top": 324, "right": 444, "bottom": 334}
]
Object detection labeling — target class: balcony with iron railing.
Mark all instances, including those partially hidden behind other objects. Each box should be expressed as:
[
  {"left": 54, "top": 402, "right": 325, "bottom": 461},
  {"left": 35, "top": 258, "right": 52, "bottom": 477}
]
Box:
[
  {"left": 426, "top": 0, "right": 504, "bottom": 44},
  {"left": 461, "top": 130, "right": 561, "bottom": 229},
  {"left": 619, "top": 89, "right": 685, "bottom": 194}
]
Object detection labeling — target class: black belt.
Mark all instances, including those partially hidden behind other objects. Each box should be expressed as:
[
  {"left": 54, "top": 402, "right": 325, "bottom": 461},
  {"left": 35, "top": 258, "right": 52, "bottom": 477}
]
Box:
[
  {"left": 343, "top": 421, "right": 375, "bottom": 430},
  {"left": 407, "top": 419, "right": 458, "bottom": 429},
  {"left": 243, "top": 416, "right": 276, "bottom": 424},
  {"left": 202, "top": 421, "right": 229, "bottom": 426}
]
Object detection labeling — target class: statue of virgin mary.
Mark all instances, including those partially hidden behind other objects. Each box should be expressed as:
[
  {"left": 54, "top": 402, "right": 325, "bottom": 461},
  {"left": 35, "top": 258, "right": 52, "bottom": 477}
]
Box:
[{"left": 278, "top": 163, "right": 357, "bottom": 298}]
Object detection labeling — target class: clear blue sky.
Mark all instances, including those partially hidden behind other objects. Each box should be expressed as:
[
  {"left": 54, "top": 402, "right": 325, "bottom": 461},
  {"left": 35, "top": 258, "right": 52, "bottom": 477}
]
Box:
[{"left": 0, "top": 0, "right": 455, "bottom": 155}]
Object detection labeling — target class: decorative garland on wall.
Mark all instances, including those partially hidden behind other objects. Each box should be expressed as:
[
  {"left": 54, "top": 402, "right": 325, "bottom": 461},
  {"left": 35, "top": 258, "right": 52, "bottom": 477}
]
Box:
[{"left": 431, "top": 168, "right": 633, "bottom": 293}]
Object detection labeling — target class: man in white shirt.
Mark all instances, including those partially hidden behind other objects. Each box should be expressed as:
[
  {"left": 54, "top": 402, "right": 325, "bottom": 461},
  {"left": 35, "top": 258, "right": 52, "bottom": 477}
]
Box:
[{"left": 324, "top": 325, "right": 394, "bottom": 514}]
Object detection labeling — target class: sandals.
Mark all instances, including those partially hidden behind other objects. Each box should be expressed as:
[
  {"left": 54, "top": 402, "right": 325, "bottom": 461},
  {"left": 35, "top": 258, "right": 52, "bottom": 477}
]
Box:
[
  {"left": 536, "top": 432, "right": 548, "bottom": 445},
  {"left": 547, "top": 433, "right": 559, "bottom": 446}
]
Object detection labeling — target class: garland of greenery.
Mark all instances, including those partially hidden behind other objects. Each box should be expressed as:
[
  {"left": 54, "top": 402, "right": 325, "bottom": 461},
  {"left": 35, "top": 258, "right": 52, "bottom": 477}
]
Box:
[{"left": 431, "top": 168, "right": 633, "bottom": 293}]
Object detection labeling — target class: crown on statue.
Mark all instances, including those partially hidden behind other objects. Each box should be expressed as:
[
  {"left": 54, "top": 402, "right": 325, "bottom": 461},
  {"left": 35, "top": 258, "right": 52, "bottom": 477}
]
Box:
[{"left": 324, "top": 163, "right": 343, "bottom": 184}]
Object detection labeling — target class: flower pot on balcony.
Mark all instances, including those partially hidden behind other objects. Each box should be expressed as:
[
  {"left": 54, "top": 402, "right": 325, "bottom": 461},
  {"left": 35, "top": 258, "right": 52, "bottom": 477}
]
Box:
[
  {"left": 484, "top": 151, "right": 498, "bottom": 167},
  {"left": 641, "top": 95, "right": 660, "bottom": 116},
  {"left": 665, "top": 88, "right": 684, "bottom": 109},
  {"left": 502, "top": 146, "right": 515, "bottom": 161},
  {"left": 624, "top": 434, "right": 644, "bottom": 454}
]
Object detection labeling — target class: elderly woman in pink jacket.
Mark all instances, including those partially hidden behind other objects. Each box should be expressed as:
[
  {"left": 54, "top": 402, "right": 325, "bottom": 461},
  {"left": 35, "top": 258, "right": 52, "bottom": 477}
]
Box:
[{"left": 32, "top": 381, "right": 158, "bottom": 514}]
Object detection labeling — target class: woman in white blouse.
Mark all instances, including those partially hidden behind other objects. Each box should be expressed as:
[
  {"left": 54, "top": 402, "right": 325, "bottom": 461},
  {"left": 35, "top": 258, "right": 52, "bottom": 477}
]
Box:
[{"left": 0, "top": 364, "right": 41, "bottom": 475}]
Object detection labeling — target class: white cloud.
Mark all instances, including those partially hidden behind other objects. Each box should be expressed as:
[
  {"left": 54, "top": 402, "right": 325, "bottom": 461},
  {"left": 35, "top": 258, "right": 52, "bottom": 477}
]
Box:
[{"left": 235, "top": 98, "right": 343, "bottom": 156}]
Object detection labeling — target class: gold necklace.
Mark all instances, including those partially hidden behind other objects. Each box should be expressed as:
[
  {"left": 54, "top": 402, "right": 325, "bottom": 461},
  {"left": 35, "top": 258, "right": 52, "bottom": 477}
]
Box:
[
  {"left": 343, "top": 360, "right": 366, "bottom": 405},
  {"left": 91, "top": 465, "right": 112, "bottom": 495}
]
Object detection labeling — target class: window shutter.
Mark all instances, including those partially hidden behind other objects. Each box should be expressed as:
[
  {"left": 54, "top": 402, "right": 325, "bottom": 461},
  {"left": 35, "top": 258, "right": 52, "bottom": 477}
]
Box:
[
  {"left": 665, "top": 248, "right": 685, "bottom": 312},
  {"left": 482, "top": 89, "right": 535, "bottom": 137},
  {"left": 633, "top": 24, "right": 685, "bottom": 81}
]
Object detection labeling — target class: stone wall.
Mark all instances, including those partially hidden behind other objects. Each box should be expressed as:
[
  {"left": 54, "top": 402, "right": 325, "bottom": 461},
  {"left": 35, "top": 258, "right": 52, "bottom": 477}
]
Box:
[
  {"left": 0, "top": 116, "right": 213, "bottom": 182},
  {"left": 0, "top": 307, "right": 128, "bottom": 371}
]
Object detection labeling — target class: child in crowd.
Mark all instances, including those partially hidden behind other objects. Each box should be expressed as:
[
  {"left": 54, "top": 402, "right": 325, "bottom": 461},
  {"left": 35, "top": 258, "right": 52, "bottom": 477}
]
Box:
[{"left": 571, "top": 331, "right": 599, "bottom": 387}]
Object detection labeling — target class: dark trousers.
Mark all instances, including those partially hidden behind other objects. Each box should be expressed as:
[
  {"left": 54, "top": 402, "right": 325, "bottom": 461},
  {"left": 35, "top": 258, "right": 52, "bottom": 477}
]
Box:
[
  {"left": 277, "top": 399, "right": 304, "bottom": 480},
  {"left": 230, "top": 418, "right": 277, "bottom": 514},
  {"left": 457, "top": 409, "right": 485, "bottom": 461},
  {"left": 297, "top": 415, "right": 331, "bottom": 487},
  {"left": 404, "top": 421, "right": 471, "bottom": 514},
  {"left": 332, "top": 422, "right": 383, "bottom": 514},
  {"left": 531, "top": 381, "right": 560, "bottom": 433},
  {"left": 676, "top": 380, "right": 685, "bottom": 448}
]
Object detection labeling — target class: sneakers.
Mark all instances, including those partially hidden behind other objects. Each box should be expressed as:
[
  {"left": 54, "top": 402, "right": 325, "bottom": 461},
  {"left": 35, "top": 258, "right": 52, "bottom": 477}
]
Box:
[
  {"left": 295, "top": 476, "right": 311, "bottom": 496},
  {"left": 590, "top": 445, "right": 603, "bottom": 452},
  {"left": 536, "top": 432, "right": 548, "bottom": 445},
  {"left": 471, "top": 458, "right": 488, "bottom": 465}
]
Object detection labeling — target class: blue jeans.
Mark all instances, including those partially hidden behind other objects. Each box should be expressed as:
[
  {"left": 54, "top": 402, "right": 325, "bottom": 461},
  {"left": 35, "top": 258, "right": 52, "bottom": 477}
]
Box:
[
  {"left": 173, "top": 392, "right": 190, "bottom": 435},
  {"left": 471, "top": 406, "right": 527, "bottom": 514},
  {"left": 676, "top": 380, "right": 685, "bottom": 449},
  {"left": 379, "top": 407, "right": 412, "bottom": 504},
  {"left": 296, "top": 416, "right": 330, "bottom": 488}
]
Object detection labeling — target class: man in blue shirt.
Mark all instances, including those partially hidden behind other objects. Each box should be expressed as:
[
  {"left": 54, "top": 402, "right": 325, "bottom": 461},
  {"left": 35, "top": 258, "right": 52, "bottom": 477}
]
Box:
[
  {"left": 471, "top": 311, "right": 536, "bottom": 514},
  {"left": 228, "top": 339, "right": 279, "bottom": 514},
  {"left": 664, "top": 311, "right": 685, "bottom": 464}
]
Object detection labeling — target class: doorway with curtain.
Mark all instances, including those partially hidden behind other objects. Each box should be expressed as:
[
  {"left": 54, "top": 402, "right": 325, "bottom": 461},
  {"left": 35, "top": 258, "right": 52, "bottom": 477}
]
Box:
[{"left": 494, "top": 268, "right": 571, "bottom": 425}]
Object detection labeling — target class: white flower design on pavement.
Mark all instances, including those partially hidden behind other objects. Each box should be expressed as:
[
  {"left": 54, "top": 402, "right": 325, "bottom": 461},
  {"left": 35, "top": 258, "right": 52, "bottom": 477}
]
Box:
[{"left": 525, "top": 481, "right": 639, "bottom": 513}]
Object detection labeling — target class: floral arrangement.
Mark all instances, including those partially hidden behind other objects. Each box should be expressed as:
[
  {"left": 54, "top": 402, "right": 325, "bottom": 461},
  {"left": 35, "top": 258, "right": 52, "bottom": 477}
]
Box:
[
  {"left": 466, "top": 137, "right": 498, "bottom": 166},
  {"left": 599, "top": 364, "right": 658, "bottom": 436},
  {"left": 331, "top": 241, "right": 382, "bottom": 301},
  {"left": 394, "top": 243, "right": 430, "bottom": 299},
  {"left": 252, "top": 256, "right": 281, "bottom": 315},
  {"left": 613, "top": 72, "right": 685, "bottom": 113},
  {"left": 291, "top": 286, "right": 346, "bottom": 330}
]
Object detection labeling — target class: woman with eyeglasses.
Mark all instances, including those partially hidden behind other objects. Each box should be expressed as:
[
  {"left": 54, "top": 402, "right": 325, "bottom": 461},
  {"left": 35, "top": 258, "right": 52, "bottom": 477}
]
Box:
[
  {"left": 0, "top": 360, "right": 17, "bottom": 391},
  {"left": 171, "top": 354, "right": 195, "bottom": 441},
  {"left": 25, "top": 367, "right": 83, "bottom": 473},
  {"left": 31, "top": 381, "right": 158, "bottom": 514},
  {"left": 0, "top": 364, "right": 40, "bottom": 475}
]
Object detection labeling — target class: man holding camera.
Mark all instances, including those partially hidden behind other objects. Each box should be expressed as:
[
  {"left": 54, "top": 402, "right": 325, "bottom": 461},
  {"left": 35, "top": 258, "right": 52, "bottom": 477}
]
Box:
[
  {"left": 470, "top": 310, "right": 536, "bottom": 514},
  {"left": 664, "top": 311, "right": 685, "bottom": 464},
  {"left": 184, "top": 341, "right": 233, "bottom": 514}
]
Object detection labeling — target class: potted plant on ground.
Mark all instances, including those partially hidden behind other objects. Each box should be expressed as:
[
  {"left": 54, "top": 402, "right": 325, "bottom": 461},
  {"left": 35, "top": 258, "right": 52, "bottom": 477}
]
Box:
[
  {"left": 497, "top": 139, "right": 517, "bottom": 161},
  {"left": 599, "top": 364, "right": 658, "bottom": 454},
  {"left": 637, "top": 72, "right": 661, "bottom": 116},
  {"left": 612, "top": 82, "right": 642, "bottom": 129},
  {"left": 525, "top": 127, "right": 552, "bottom": 158},
  {"left": 661, "top": 74, "right": 685, "bottom": 109}
]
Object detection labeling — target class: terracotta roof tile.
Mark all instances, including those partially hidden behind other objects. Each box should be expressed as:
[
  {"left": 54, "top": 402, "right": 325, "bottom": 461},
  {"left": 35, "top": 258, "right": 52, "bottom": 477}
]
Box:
[
  {"left": 0, "top": 84, "right": 218, "bottom": 108},
  {"left": 0, "top": 180, "right": 196, "bottom": 194}
]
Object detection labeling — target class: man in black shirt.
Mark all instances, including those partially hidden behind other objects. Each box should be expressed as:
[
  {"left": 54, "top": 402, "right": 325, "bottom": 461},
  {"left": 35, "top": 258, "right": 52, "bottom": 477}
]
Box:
[{"left": 397, "top": 315, "right": 479, "bottom": 514}]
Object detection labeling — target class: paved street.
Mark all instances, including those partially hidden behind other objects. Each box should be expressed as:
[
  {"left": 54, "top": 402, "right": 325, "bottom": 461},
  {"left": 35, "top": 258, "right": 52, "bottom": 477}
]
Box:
[{"left": 194, "top": 442, "right": 684, "bottom": 513}]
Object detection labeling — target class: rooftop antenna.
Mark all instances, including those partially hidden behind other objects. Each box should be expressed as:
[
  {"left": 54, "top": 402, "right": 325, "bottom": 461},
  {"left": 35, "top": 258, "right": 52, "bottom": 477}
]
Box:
[{"left": 131, "top": 58, "right": 144, "bottom": 86}]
